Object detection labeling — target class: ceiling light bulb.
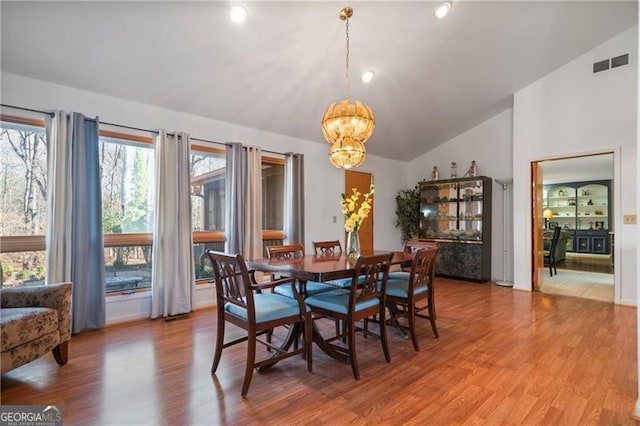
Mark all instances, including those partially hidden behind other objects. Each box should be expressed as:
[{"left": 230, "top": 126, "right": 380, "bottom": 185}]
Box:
[
  {"left": 433, "top": 2, "right": 452, "bottom": 19},
  {"left": 230, "top": 6, "right": 247, "bottom": 24},
  {"left": 361, "top": 71, "right": 375, "bottom": 83}
]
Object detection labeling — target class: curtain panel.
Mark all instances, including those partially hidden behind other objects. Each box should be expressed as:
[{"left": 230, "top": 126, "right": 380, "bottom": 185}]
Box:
[
  {"left": 151, "top": 130, "right": 195, "bottom": 318},
  {"left": 284, "top": 153, "right": 305, "bottom": 246},
  {"left": 244, "top": 146, "right": 263, "bottom": 260},
  {"left": 46, "top": 111, "right": 106, "bottom": 333},
  {"left": 225, "top": 143, "right": 264, "bottom": 259},
  {"left": 225, "top": 142, "right": 246, "bottom": 255}
]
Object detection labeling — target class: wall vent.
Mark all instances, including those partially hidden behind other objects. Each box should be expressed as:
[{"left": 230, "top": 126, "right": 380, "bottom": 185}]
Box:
[
  {"left": 611, "top": 53, "right": 629, "bottom": 69},
  {"left": 593, "top": 59, "right": 610, "bottom": 73}
]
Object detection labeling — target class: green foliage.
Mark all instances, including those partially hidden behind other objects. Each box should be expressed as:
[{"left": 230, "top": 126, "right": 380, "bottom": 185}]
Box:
[
  {"left": 103, "top": 211, "right": 123, "bottom": 233},
  {"left": 123, "top": 150, "right": 149, "bottom": 232},
  {"left": 16, "top": 269, "right": 31, "bottom": 279},
  {"left": 395, "top": 181, "right": 425, "bottom": 242},
  {"left": 2, "top": 262, "right": 14, "bottom": 279},
  {"left": 36, "top": 264, "right": 45, "bottom": 279}
]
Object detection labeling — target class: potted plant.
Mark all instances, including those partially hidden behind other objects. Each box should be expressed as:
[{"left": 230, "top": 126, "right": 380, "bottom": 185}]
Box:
[{"left": 395, "top": 181, "right": 425, "bottom": 242}]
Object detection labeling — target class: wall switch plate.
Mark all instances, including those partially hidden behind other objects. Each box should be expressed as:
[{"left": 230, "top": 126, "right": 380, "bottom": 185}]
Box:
[{"left": 623, "top": 214, "right": 637, "bottom": 224}]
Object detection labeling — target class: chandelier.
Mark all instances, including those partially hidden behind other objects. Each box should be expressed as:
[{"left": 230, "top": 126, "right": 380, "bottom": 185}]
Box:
[{"left": 321, "top": 7, "right": 375, "bottom": 169}]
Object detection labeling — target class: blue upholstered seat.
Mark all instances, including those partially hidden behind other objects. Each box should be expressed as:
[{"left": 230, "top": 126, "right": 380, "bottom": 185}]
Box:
[
  {"left": 324, "top": 277, "right": 354, "bottom": 288},
  {"left": 388, "top": 271, "right": 410, "bottom": 280},
  {"left": 225, "top": 293, "right": 309, "bottom": 324},
  {"left": 386, "top": 277, "right": 429, "bottom": 299},
  {"left": 304, "top": 289, "right": 380, "bottom": 315},
  {"left": 273, "top": 281, "right": 335, "bottom": 298}
]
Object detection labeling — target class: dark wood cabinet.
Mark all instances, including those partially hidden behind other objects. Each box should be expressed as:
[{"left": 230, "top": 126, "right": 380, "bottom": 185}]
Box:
[{"left": 418, "top": 176, "right": 492, "bottom": 282}]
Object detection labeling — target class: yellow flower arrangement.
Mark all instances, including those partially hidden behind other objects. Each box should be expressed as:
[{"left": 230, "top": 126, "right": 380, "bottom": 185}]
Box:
[{"left": 341, "top": 185, "right": 374, "bottom": 233}]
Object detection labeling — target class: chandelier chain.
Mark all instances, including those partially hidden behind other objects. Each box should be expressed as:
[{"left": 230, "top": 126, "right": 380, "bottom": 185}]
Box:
[{"left": 345, "top": 18, "right": 350, "bottom": 100}]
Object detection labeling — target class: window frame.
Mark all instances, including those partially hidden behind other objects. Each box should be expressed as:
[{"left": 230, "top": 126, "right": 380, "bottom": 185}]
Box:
[{"left": 1, "top": 119, "right": 287, "bottom": 290}]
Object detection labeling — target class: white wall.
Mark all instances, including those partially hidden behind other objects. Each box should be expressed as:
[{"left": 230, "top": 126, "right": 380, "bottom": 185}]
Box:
[
  {"left": 408, "top": 109, "right": 514, "bottom": 282},
  {"left": 1, "top": 72, "right": 410, "bottom": 324},
  {"left": 513, "top": 26, "right": 638, "bottom": 304}
]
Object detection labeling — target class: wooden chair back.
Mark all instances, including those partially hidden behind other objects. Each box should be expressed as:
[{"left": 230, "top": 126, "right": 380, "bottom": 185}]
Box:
[
  {"left": 350, "top": 252, "right": 393, "bottom": 311},
  {"left": 403, "top": 239, "right": 438, "bottom": 253},
  {"left": 266, "top": 244, "right": 305, "bottom": 259},
  {"left": 410, "top": 247, "right": 439, "bottom": 293},
  {"left": 313, "top": 240, "right": 343, "bottom": 256},
  {"left": 207, "top": 250, "right": 255, "bottom": 320}
]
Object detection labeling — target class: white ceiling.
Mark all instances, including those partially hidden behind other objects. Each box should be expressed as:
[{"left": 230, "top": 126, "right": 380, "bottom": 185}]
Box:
[
  {"left": 541, "top": 153, "right": 614, "bottom": 184},
  {"left": 1, "top": 1, "right": 637, "bottom": 161}
]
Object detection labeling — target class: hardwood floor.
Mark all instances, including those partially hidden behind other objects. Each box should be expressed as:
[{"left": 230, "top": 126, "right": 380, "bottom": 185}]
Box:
[
  {"left": 1, "top": 278, "right": 637, "bottom": 425},
  {"left": 556, "top": 253, "right": 613, "bottom": 274}
]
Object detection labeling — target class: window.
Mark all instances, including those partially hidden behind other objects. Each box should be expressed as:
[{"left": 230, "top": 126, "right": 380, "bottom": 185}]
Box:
[
  {"left": 0, "top": 116, "right": 48, "bottom": 287},
  {"left": 190, "top": 145, "right": 226, "bottom": 280},
  {"left": 262, "top": 161, "right": 284, "bottom": 230},
  {"left": 100, "top": 132, "right": 155, "bottom": 293}
]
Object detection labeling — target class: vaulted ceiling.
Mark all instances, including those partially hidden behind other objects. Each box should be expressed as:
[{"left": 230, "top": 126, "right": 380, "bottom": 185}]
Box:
[{"left": 1, "top": 1, "right": 637, "bottom": 161}]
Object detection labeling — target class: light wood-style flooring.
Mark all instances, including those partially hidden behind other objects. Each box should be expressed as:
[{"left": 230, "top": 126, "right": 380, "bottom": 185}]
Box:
[{"left": 1, "top": 278, "right": 637, "bottom": 425}]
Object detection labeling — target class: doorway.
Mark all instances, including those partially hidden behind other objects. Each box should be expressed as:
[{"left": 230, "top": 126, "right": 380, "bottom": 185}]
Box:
[
  {"left": 532, "top": 153, "right": 615, "bottom": 302},
  {"left": 345, "top": 170, "right": 374, "bottom": 252}
]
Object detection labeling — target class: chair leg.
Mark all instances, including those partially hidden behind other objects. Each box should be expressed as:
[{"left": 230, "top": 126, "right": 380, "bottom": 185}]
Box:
[
  {"left": 241, "top": 329, "right": 257, "bottom": 397},
  {"left": 52, "top": 341, "right": 68, "bottom": 365},
  {"left": 347, "top": 321, "right": 360, "bottom": 380},
  {"left": 407, "top": 302, "right": 419, "bottom": 352},
  {"left": 211, "top": 313, "right": 225, "bottom": 374},
  {"left": 378, "top": 307, "right": 391, "bottom": 363},
  {"left": 305, "top": 315, "right": 313, "bottom": 373},
  {"left": 428, "top": 299, "right": 439, "bottom": 339}
]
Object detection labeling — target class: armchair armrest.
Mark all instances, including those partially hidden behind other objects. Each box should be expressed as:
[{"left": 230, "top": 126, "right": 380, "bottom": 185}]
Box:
[{"left": 1, "top": 282, "right": 73, "bottom": 343}]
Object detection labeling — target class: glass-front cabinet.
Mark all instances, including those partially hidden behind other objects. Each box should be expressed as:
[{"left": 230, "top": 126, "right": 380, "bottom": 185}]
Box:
[
  {"left": 419, "top": 176, "right": 492, "bottom": 282},
  {"left": 544, "top": 180, "right": 611, "bottom": 254}
]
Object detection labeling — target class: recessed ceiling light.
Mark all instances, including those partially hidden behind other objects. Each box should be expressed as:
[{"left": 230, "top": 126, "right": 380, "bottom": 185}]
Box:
[
  {"left": 433, "top": 2, "right": 452, "bottom": 19},
  {"left": 230, "top": 5, "right": 248, "bottom": 24},
  {"left": 361, "top": 71, "right": 375, "bottom": 83}
]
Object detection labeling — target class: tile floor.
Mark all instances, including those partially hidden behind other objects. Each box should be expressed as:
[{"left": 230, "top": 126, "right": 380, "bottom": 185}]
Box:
[{"left": 539, "top": 269, "right": 614, "bottom": 302}]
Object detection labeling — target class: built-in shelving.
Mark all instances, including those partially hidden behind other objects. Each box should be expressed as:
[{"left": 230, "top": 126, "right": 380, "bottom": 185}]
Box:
[{"left": 544, "top": 180, "right": 611, "bottom": 254}]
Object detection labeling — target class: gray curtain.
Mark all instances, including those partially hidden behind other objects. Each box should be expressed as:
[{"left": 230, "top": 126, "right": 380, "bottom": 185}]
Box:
[
  {"left": 151, "top": 131, "right": 195, "bottom": 318},
  {"left": 284, "top": 153, "right": 305, "bottom": 246},
  {"left": 46, "top": 111, "right": 105, "bottom": 333},
  {"left": 225, "top": 142, "right": 247, "bottom": 255},
  {"left": 244, "top": 146, "right": 263, "bottom": 260}
]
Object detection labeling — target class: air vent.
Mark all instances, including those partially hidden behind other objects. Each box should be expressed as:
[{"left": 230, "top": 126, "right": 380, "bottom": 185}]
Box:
[
  {"left": 593, "top": 59, "right": 610, "bottom": 73},
  {"left": 611, "top": 53, "right": 629, "bottom": 69}
]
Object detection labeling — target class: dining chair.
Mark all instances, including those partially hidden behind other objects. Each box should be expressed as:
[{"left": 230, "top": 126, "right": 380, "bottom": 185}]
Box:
[
  {"left": 266, "top": 244, "right": 305, "bottom": 259},
  {"left": 543, "top": 225, "right": 562, "bottom": 277},
  {"left": 304, "top": 252, "right": 393, "bottom": 380},
  {"left": 206, "top": 250, "right": 312, "bottom": 397},
  {"left": 397, "top": 239, "right": 438, "bottom": 272},
  {"left": 312, "top": 240, "right": 343, "bottom": 255},
  {"left": 266, "top": 244, "right": 335, "bottom": 298},
  {"left": 385, "top": 247, "right": 440, "bottom": 351}
]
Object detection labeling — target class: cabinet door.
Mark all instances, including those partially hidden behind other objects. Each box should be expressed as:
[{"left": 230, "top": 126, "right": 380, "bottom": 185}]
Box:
[
  {"left": 576, "top": 236, "right": 591, "bottom": 253},
  {"left": 592, "top": 236, "right": 608, "bottom": 254}
]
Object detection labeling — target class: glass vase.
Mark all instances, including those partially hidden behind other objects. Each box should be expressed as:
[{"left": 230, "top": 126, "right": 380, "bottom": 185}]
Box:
[{"left": 346, "top": 229, "right": 361, "bottom": 259}]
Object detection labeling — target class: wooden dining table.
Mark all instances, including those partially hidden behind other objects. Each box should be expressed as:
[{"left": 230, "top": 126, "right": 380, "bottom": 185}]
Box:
[
  {"left": 246, "top": 250, "right": 414, "bottom": 285},
  {"left": 245, "top": 250, "right": 414, "bottom": 366}
]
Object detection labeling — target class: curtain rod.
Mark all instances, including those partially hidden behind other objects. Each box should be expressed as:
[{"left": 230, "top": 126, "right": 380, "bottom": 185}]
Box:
[
  {"left": 1, "top": 103, "right": 286, "bottom": 156},
  {"left": 1, "top": 103, "right": 54, "bottom": 117}
]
